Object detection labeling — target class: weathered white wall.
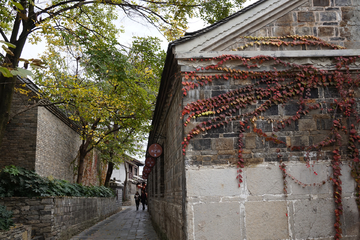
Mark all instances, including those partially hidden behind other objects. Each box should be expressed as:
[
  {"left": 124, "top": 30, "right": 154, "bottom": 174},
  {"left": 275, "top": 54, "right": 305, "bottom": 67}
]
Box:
[
  {"left": 186, "top": 162, "right": 358, "bottom": 239},
  {"left": 111, "top": 163, "right": 126, "bottom": 182}
]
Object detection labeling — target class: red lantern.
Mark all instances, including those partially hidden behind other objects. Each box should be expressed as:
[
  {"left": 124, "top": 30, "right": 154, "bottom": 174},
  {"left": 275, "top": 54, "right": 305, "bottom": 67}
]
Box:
[{"left": 145, "top": 157, "right": 156, "bottom": 168}]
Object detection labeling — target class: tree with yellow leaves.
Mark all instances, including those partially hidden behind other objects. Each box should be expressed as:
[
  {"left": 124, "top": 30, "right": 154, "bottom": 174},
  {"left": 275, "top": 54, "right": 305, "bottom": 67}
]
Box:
[
  {"left": 0, "top": 0, "right": 245, "bottom": 148},
  {"left": 34, "top": 32, "right": 165, "bottom": 183}
]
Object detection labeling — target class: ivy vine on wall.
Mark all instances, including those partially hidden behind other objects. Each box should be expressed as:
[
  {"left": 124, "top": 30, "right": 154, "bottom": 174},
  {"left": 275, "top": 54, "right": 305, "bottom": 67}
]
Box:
[{"left": 180, "top": 36, "right": 360, "bottom": 239}]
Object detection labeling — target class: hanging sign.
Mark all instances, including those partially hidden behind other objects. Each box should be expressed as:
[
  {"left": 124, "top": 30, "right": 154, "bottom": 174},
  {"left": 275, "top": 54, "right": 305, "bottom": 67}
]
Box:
[
  {"left": 148, "top": 143, "right": 163, "bottom": 158},
  {"left": 143, "top": 166, "right": 152, "bottom": 174},
  {"left": 145, "top": 157, "right": 156, "bottom": 168}
]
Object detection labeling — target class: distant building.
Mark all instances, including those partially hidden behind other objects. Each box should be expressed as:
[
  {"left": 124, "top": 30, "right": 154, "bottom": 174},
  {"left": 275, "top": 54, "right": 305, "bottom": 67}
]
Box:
[{"left": 111, "top": 156, "right": 145, "bottom": 201}]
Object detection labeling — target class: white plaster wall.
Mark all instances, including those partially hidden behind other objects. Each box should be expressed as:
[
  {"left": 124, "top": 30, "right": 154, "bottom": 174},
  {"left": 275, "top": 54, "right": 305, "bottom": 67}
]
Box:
[
  {"left": 111, "top": 163, "right": 126, "bottom": 182},
  {"left": 185, "top": 162, "right": 358, "bottom": 240}
]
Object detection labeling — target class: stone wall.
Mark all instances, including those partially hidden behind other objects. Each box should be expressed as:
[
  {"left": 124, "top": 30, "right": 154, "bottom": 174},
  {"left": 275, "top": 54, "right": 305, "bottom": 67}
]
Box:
[
  {"left": 0, "top": 88, "right": 38, "bottom": 170},
  {"left": 181, "top": 56, "right": 360, "bottom": 240},
  {"left": 0, "top": 196, "right": 121, "bottom": 240},
  {"left": 0, "top": 224, "right": 32, "bottom": 240},
  {"left": 180, "top": 53, "right": 360, "bottom": 239},
  {"left": 225, "top": 0, "right": 360, "bottom": 51},
  {"left": 148, "top": 71, "right": 186, "bottom": 240},
  {"left": 0, "top": 79, "right": 82, "bottom": 183},
  {"left": 35, "top": 107, "right": 81, "bottom": 182},
  {"left": 181, "top": 0, "right": 360, "bottom": 239}
]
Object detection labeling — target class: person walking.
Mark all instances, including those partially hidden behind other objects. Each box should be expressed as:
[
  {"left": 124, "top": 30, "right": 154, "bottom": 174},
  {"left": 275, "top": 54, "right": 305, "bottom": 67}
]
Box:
[
  {"left": 134, "top": 191, "right": 140, "bottom": 211},
  {"left": 141, "top": 190, "right": 147, "bottom": 210}
]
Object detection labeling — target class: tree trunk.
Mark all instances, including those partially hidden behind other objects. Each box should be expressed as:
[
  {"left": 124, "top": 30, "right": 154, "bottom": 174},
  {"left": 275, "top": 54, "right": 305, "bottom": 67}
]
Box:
[
  {"left": 0, "top": 8, "right": 35, "bottom": 147},
  {"left": 76, "top": 143, "right": 89, "bottom": 184},
  {"left": 123, "top": 162, "right": 128, "bottom": 202},
  {"left": 0, "top": 76, "right": 16, "bottom": 146},
  {"left": 104, "top": 161, "right": 114, "bottom": 187}
]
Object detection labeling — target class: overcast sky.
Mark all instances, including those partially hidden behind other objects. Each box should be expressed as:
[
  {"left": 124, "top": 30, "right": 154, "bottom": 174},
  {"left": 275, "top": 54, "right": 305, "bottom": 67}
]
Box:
[
  {"left": 20, "top": 0, "right": 260, "bottom": 163},
  {"left": 22, "top": 0, "right": 259, "bottom": 59}
]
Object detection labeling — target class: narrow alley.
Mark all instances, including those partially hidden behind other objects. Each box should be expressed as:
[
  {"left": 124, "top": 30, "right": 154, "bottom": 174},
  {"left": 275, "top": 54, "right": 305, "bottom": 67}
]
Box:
[{"left": 70, "top": 206, "right": 159, "bottom": 240}]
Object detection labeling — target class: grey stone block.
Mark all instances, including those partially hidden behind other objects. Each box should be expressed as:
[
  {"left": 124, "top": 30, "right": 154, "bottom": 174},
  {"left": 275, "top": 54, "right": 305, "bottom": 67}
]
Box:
[
  {"left": 335, "top": 0, "right": 351, "bottom": 6},
  {"left": 256, "top": 120, "right": 272, "bottom": 132},
  {"left": 193, "top": 202, "right": 241, "bottom": 239},
  {"left": 276, "top": 13, "right": 294, "bottom": 23},
  {"left": 286, "top": 163, "right": 331, "bottom": 195},
  {"left": 320, "top": 12, "right": 337, "bottom": 21},
  {"left": 247, "top": 165, "right": 284, "bottom": 195},
  {"left": 245, "top": 201, "right": 289, "bottom": 239},
  {"left": 314, "top": 0, "right": 330, "bottom": 6},
  {"left": 293, "top": 198, "right": 335, "bottom": 239},
  {"left": 191, "top": 139, "right": 212, "bottom": 151},
  {"left": 343, "top": 198, "right": 360, "bottom": 236},
  {"left": 340, "top": 164, "right": 356, "bottom": 195},
  {"left": 212, "top": 138, "right": 234, "bottom": 150},
  {"left": 354, "top": 0, "right": 360, "bottom": 6},
  {"left": 274, "top": 26, "right": 292, "bottom": 36},
  {"left": 269, "top": 136, "right": 287, "bottom": 148},
  {"left": 296, "top": 26, "right": 312, "bottom": 35},
  {"left": 186, "top": 167, "right": 240, "bottom": 197},
  {"left": 263, "top": 105, "right": 278, "bottom": 116},
  {"left": 319, "top": 27, "right": 335, "bottom": 36},
  {"left": 290, "top": 135, "right": 309, "bottom": 147},
  {"left": 284, "top": 104, "right": 300, "bottom": 116},
  {"left": 298, "top": 12, "right": 315, "bottom": 22},
  {"left": 299, "top": 119, "right": 317, "bottom": 131}
]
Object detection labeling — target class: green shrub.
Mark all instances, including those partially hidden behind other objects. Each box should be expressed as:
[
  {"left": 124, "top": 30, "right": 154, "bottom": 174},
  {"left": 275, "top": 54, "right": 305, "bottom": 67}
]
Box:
[
  {"left": 0, "top": 204, "right": 14, "bottom": 231},
  {"left": 0, "top": 165, "right": 114, "bottom": 198}
]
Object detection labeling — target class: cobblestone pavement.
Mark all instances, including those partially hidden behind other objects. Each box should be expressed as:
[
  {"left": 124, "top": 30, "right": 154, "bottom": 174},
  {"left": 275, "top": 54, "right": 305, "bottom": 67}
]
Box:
[{"left": 70, "top": 206, "right": 159, "bottom": 240}]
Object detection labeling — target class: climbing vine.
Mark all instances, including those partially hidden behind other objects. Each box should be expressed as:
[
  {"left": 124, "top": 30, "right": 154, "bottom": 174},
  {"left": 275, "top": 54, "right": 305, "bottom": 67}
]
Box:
[{"left": 180, "top": 36, "right": 360, "bottom": 239}]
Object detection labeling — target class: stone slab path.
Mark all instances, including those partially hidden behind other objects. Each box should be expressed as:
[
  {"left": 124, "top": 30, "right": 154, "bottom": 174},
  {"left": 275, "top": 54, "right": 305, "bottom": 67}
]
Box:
[{"left": 70, "top": 206, "right": 159, "bottom": 240}]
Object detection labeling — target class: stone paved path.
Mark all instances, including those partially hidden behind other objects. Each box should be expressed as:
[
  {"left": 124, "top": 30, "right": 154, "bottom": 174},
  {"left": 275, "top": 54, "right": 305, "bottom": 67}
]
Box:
[{"left": 70, "top": 206, "right": 159, "bottom": 240}]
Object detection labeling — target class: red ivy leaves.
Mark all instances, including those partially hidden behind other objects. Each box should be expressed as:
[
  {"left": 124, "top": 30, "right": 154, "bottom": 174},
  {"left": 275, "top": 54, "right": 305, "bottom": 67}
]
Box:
[
  {"left": 332, "top": 149, "right": 343, "bottom": 239},
  {"left": 180, "top": 39, "right": 360, "bottom": 239}
]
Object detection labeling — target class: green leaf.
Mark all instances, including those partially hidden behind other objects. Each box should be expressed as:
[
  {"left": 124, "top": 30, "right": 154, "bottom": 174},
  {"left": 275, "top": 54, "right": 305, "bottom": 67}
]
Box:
[
  {"left": 0, "top": 40, "right": 16, "bottom": 49},
  {"left": 10, "top": 0, "right": 24, "bottom": 10},
  {"left": 0, "top": 67, "right": 13, "bottom": 77},
  {"left": 10, "top": 68, "right": 33, "bottom": 78}
]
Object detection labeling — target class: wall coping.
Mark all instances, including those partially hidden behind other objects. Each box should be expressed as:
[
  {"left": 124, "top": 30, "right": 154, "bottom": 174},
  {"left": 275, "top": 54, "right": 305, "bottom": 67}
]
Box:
[{"left": 176, "top": 49, "right": 360, "bottom": 60}]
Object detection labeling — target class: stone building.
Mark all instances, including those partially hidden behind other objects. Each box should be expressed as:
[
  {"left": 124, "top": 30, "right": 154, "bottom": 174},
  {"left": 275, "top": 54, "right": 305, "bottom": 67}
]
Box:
[
  {"left": 111, "top": 156, "right": 145, "bottom": 201},
  {"left": 0, "top": 77, "right": 82, "bottom": 183},
  {"left": 147, "top": 0, "right": 360, "bottom": 239}
]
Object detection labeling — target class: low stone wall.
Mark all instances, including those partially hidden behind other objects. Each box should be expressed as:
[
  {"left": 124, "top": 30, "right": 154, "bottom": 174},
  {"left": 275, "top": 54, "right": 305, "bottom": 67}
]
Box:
[
  {"left": 0, "top": 196, "right": 122, "bottom": 240},
  {"left": 0, "top": 224, "right": 32, "bottom": 240}
]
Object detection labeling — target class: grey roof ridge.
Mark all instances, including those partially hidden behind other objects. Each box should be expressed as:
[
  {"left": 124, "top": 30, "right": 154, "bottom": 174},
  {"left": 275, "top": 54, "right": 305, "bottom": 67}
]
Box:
[{"left": 124, "top": 155, "right": 144, "bottom": 166}]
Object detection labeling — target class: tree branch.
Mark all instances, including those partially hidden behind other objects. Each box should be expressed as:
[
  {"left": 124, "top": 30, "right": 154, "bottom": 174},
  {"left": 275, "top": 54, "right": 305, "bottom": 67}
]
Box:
[
  {"left": 35, "top": 0, "right": 173, "bottom": 31},
  {"left": 8, "top": 100, "right": 65, "bottom": 124},
  {"left": 0, "top": 28, "right": 9, "bottom": 42}
]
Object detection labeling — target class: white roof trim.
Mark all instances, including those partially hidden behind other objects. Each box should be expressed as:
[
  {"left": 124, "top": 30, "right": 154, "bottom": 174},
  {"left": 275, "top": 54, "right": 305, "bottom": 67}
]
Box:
[
  {"left": 174, "top": 0, "right": 307, "bottom": 53},
  {"left": 176, "top": 50, "right": 360, "bottom": 59}
]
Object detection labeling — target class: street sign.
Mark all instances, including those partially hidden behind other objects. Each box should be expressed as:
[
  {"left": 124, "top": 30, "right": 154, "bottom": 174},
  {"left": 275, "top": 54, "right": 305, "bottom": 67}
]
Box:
[{"left": 148, "top": 143, "right": 163, "bottom": 157}]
